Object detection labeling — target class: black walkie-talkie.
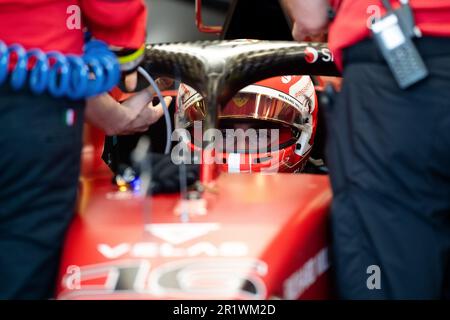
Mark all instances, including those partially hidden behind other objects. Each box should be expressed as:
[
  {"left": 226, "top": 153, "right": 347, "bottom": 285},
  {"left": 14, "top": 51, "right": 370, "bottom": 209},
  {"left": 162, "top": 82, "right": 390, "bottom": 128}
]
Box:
[{"left": 371, "top": 0, "right": 428, "bottom": 89}]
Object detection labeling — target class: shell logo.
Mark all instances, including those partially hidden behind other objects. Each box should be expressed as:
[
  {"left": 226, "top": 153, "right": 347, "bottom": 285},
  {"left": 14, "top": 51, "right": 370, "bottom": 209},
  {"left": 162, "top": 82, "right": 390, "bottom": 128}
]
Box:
[{"left": 304, "top": 47, "right": 319, "bottom": 64}]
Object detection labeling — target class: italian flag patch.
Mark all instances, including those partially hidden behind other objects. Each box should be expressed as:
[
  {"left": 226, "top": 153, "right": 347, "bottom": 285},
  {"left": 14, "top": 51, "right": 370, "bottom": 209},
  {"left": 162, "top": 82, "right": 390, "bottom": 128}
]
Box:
[{"left": 65, "top": 109, "right": 76, "bottom": 126}]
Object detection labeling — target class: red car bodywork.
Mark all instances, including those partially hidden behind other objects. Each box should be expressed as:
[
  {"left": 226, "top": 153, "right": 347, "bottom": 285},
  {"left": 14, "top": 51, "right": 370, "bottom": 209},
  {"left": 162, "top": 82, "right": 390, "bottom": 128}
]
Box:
[{"left": 56, "top": 87, "right": 335, "bottom": 300}]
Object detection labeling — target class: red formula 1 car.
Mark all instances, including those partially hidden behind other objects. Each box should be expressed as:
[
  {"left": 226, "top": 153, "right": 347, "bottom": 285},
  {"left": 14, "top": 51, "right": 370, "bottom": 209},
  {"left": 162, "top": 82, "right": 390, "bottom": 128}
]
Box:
[
  {"left": 56, "top": 42, "right": 340, "bottom": 300},
  {"left": 58, "top": 163, "right": 332, "bottom": 299},
  {"left": 56, "top": 1, "right": 342, "bottom": 300}
]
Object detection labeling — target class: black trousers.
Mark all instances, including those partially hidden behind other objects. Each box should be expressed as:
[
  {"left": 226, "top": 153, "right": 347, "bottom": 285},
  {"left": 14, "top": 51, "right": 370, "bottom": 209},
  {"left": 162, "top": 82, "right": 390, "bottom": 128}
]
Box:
[
  {"left": 0, "top": 86, "right": 84, "bottom": 299},
  {"left": 326, "top": 38, "right": 450, "bottom": 299}
]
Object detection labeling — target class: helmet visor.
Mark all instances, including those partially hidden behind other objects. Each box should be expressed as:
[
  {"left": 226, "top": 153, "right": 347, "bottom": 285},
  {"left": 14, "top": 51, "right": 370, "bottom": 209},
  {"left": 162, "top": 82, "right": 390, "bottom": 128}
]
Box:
[
  {"left": 180, "top": 87, "right": 307, "bottom": 129},
  {"left": 177, "top": 85, "right": 309, "bottom": 154}
]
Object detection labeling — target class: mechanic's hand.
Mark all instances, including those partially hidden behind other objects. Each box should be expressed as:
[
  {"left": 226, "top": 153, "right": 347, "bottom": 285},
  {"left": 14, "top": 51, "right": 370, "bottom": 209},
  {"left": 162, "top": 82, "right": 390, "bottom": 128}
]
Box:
[
  {"left": 282, "top": 0, "right": 329, "bottom": 41},
  {"left": 86, "top": 78, "right": 174, "bottom": 136},
  {"left": 119, "top": 89, "right": 172, "bottom": 135}
]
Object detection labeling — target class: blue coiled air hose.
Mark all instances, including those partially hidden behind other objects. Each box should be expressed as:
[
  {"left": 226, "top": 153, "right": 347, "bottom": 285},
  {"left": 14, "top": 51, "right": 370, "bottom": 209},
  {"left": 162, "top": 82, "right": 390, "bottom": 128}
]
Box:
[{"left": 0, "top": 39, "right": 120, "bottom": 100}]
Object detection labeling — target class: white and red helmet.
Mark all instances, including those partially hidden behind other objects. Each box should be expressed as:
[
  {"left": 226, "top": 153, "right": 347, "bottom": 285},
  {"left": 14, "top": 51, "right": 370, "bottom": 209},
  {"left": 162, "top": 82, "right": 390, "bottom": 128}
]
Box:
[{"left": 176, "top": 75, "right": 318, "bottom": 173}]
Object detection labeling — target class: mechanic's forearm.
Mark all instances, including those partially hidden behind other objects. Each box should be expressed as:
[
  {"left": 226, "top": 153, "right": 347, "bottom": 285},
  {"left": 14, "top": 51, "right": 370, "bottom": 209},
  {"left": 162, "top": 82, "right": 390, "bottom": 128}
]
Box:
[
  {"left": 282, "top": 0, "right": 330, "bottom": 40},
  {"left": 85, "top": 94, "right": 129, "bottom": 136},
  {"left": 282, "top": 0, "right": 329, "bottom": 21}
]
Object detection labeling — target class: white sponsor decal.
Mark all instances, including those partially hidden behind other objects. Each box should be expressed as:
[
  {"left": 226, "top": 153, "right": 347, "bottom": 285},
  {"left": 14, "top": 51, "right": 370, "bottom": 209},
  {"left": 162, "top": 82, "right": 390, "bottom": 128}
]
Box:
[
  {"left": 283, "top": 247, "right": 330, "bottom": 299},
  {"left": 97, "top": 242, "right": 249, "bottom": 259},
  {"left": 240, "top": 85, "right": 304, "bottom": 111},
  {"left": 321, "top": 48, "right": 334, "bottom": 62},
  {"left": 59, "top": 259, "right": 266, "bottom": 300},
  {"left": 305, "top": 47, "right": 319, "bottom": 64},
  {"left": 145, "top": 223, "right": 220, "bottom": 245},
  {"left": 305, "top": 47, "right": 334, "bottom": 64},
  {"left": 288, "top": 76, "right": 315, "bottom": 112},
  {"left": 149, "top": 259, "right": 268, "bottom": 299}
]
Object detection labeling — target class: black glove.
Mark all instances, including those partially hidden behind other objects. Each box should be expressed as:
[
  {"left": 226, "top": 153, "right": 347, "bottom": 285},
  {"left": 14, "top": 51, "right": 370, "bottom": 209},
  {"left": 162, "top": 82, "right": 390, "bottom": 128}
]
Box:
[{"left": 150, "top": 153, "right": 199, "bottom": 194}]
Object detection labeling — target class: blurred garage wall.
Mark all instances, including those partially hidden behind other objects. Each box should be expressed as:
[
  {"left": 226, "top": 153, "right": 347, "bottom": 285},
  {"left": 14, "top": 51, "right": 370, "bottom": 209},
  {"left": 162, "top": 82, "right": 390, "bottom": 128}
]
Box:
[{"left": 145, "top": 0, "right": 230, "bottom": 43}]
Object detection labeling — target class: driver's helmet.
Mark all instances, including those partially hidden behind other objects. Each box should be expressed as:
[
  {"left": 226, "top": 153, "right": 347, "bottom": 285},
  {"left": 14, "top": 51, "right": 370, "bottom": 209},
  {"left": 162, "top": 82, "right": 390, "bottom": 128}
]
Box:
[{"left": 176, "top": 75, "right": 317, "bottom": 173}]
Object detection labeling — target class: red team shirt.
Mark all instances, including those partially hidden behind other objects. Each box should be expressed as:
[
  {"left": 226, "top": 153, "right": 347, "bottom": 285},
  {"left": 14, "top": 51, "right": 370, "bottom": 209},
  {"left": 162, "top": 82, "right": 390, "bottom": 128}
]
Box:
[
  {"left": 0, "top": 0, "right": 147, "bottom": 54},
  {"left": 329, "top": 0, "right": 450, "bottom": 69}
]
